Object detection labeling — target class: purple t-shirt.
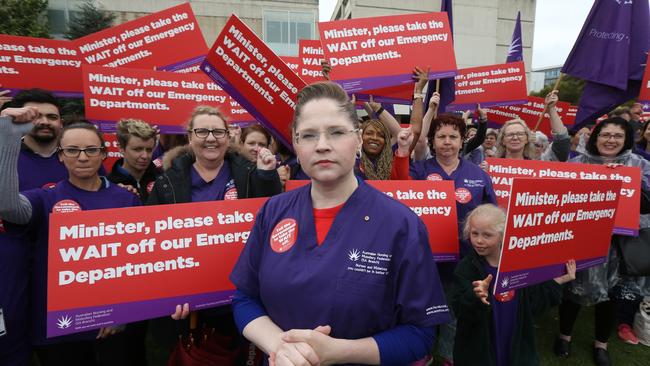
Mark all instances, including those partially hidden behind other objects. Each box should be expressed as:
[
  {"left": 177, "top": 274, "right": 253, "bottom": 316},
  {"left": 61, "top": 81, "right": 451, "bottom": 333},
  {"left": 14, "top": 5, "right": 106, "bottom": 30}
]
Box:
[
  {"left": 190, "top": 161, "right": 238, "bottom": 202},
  {"left": 484, "top": 263, "right": 519, "bottom": 366},
  {"left": 6, "top": 178, "right": 140, "bottom": 345},
  {"left": 0, "top": 145, "right": 68, "bottom": 357},
  {"left": 410, "top": 158, "right": 497, "bottom": 256},
  {"left": 230, "top": 180, "right": 450, "bottom": 340}
]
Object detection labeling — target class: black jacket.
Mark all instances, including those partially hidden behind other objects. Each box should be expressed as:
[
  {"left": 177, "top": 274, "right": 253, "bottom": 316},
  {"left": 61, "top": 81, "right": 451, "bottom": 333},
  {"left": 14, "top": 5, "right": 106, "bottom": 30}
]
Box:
[
  {"left": 147, "top": 151, "right": 282, "bottom": 205},
  {"left": 107, "top": 158, "right": 161, "bottom": 203},
  {"left": 450, "top": 250, "right": 562, "bottom": 366}
]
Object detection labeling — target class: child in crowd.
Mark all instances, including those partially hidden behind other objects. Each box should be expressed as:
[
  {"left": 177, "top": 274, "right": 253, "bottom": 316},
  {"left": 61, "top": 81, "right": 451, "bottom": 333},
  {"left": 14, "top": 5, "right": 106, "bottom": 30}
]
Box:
[{"left": 451, "top": 204, "right": 576, "bottom": 366}]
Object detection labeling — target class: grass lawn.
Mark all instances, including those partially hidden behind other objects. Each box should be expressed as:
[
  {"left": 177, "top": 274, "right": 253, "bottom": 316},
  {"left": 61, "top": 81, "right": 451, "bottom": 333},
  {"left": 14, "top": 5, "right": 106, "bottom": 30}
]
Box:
[{"left": 432, "top": 305, "right": 650, "bottom": 366}]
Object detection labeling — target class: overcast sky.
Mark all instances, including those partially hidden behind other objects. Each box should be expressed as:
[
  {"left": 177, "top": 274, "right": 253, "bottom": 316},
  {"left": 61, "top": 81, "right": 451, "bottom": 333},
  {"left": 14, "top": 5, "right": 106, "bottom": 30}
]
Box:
[{"left": 318, "top": 0, "right": 594, "bottom": 69}]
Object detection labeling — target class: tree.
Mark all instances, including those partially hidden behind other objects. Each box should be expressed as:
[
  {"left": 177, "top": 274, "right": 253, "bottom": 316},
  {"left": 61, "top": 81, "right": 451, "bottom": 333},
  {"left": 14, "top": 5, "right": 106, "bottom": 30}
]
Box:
[
  {"left": 0, "top": 0, "right": 50, "bottom": 38},
  {"left": 64, "top": 0, "right": 116, "bottom": 40},
  {"left": 530, "top": 75, "right": 585, "bottom": 105}
]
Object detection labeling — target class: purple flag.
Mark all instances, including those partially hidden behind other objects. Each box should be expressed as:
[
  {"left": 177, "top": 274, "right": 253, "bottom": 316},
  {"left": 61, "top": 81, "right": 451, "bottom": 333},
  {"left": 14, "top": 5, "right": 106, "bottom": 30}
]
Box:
[
  {"left": 426, "top": 0, "right": 455, "bottom": 113},
  {"left": 506, "top": 11, "right": 523, "bottom": 63},
  {"left": 562, "top": 0, "right": 641, "bottom": 90},
  {"left": 568, "top": 0, "right": 649, "bottom": 128}
]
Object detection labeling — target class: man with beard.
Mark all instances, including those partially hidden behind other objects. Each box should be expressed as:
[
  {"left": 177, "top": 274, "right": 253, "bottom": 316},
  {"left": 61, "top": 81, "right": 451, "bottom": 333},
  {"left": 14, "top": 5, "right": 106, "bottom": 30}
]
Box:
[{"left": 0, "top": 89, "right": 67, "bottom": 365}]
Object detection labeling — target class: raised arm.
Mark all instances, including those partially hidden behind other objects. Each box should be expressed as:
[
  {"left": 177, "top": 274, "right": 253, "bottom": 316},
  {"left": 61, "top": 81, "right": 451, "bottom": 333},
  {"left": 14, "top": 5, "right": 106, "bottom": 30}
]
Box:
[{"left": 0, "top": 108, "right": 38, "bottom": 224}]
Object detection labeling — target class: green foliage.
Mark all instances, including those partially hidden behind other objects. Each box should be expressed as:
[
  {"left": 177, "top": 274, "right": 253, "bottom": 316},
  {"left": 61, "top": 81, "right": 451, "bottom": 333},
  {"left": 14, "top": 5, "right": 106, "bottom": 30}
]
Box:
[
  {"left": 64, "top": 0, "right": 116, "bottom": 40},
  {"left": 530, "top": 75, "right": 585, "bottom": 105},
  {"left": 0, "top": 0, "right": 50, "bottom": 38}
]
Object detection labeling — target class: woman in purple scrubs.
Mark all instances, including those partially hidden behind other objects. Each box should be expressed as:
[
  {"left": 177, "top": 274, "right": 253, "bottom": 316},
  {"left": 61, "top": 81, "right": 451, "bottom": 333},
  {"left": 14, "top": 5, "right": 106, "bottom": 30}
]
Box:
[
  {"left": 0, "top": 107, "right": 140, "bottom": 365},
  {"left": 229, "top": 82, "right": 450, "bottom": 365}
]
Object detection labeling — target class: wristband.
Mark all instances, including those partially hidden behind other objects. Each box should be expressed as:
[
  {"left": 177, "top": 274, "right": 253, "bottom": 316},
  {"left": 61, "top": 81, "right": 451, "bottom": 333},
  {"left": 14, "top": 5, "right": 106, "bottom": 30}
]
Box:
[
  {"left": 413, "top": 93, "right": 425, "bottom": 100},
  {"left": 375, "top": 107, "right": 385, "bottom": 115}
]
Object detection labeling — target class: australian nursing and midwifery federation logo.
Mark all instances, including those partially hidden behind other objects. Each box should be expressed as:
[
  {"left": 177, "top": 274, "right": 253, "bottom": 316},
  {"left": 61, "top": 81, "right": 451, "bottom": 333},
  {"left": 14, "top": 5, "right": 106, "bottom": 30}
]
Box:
[
  {"left": 500, "top": 276, "right": 510, "bottom": 289},
  {"left": 56, "top": 315, "right": 73, "bottom": 329},
  {"left": 614, "top": 0, "right": 633, "bottom": 5},
  {"left": 348, "top": 249, "right": 360, "bottom": 261}
]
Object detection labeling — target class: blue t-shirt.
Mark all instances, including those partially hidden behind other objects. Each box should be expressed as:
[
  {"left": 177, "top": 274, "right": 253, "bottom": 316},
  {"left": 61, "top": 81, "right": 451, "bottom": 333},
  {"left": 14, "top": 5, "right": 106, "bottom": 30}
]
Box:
[
  {"left": 230, "top": 180, "right": 450, "bottom": 341},
  {"left": 0, "top": 145, "right": 69, "bottom": 357},
  {"left": 6, "top": 178, "right": 140, "bottom": 345}
]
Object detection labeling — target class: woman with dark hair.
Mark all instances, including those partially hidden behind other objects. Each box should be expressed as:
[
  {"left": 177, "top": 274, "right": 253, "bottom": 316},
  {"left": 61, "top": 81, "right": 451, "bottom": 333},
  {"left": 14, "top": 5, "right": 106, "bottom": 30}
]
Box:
[
  {"left": 225, "top": 82, "right": 450, "bottom": 365},
  {"left": 634, "top": 120, "right": 650, "bottom": 161},
  {"left": 240, "top": 124, "right": 272, "bottom": 163},
  {"left": 410, "top": 112, "right": 497, "bottom": 366},
  {"left": 357, "top": 118, "right": 413, "bottom": 180},
  {"left": 555, "top": 117, "right": 650, "bottom": 366},
  {"left": 0, "top": 108, "right": 140, "bottom": 365}
]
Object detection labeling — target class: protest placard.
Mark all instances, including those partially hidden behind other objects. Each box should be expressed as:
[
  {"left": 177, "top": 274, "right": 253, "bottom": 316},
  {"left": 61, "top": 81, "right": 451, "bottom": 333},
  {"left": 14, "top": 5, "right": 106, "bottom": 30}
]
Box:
[
  {"left": 318, "top": 12, "right": 456, "bottom": 92},
  {"left": 75, "top": 3, "right": 206, "bottom": 70},
  {"left": 83, "top": 65, "right": 254, "bottom": 133},
  {"left": 46, "top": 198, "right": 266, "bottom": 337},
  {"left": 484, "top": 96, "right": 572, "bottom": 136},
  {"left": 286, "top": 180, "right": 459, "bottom": 261},
  {"left": 298, "top": 39, "right": 327, "bottom": 84},
  {"left": 0, "top": 35, "right": 82, "bottom": 96},
  {"left": 202, "top": 14, "right": 306, "bottom": 150},
  {"left": 564, "top": 105, "right": 578, "bottom": 126},
  {"left": 102, "top": 133, "right": 122, "bottom": 173},
  {"left": 281, "top": 56, "right": 301, "bottom": 74},
  {"left": 494, "top": 178, "right": 621, "bottom": 293},
  {"left": 446, "top": 61, "right": 528, "bottom": 111},
  {"left": 639, "top": 53, "right": 650, "bottom": 104},
  {"left": 486, "top": 158, "right": 641, "bottom": 235}
]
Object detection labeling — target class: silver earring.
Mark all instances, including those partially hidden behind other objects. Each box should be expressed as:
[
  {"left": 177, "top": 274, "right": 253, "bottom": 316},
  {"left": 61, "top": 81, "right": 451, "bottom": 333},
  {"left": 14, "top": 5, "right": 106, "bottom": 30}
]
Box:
[
  {"left": 296, "top": 155, "right": 300, "bottom": 165},
  {"left": 356, "top": 149, "right": 363, "bottom": 159}
]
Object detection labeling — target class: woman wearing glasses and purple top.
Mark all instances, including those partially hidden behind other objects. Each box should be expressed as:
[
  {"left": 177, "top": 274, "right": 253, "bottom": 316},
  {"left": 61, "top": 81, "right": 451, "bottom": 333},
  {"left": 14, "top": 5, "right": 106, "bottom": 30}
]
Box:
[
  {"left": 0, "top": 107, "right": 140, "bottom": 365},
  {"left": 226, "top": 82, "right": 450, "bottom": 365}
]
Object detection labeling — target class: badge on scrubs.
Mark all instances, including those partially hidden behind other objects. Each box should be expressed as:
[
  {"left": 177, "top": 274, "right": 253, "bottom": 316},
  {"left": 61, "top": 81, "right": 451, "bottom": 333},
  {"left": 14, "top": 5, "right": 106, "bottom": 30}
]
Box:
[
  {"left": 52, "top": 199, "right": 82, "bottom": 213},
  {"left": 495, "top": 290, "right": 516, "bottom": 303},
  {"left": 224, "top": 179, "right": 238, "bottom": 200},
  {"left": 455, "top": 187, "right": 472, "bottom": 203},
  {"left": 427, "top": 173, "right": 443, "bottom": 181},
  {"left": 270, "top": 218, "right": 298, "bottom": 253}
]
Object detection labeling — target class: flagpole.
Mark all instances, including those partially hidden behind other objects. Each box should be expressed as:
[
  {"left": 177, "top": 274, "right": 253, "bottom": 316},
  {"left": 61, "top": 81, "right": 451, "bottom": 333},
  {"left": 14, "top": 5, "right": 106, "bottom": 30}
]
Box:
[{"left": 533, "top": 73, "right": 564, "bottom": 131}]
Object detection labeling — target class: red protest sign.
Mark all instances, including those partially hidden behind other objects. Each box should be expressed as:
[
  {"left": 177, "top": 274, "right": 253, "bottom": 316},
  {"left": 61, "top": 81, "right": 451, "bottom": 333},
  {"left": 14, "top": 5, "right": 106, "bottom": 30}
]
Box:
[
  {"left": 281, "top": 56, "right": 300, "bottom": 75},
  {"left": 298, "top": 39, "right": 327, "bottom": 84},
  {"left": 102, "top": 133, "right": 122, "bottom": 173},
  {"left": 639, "top": 53, "right": 650, "bottom": 103},
  {"left": 46, "top": 198, "right": 266, "bottom": 337},
  {"left": 486, "top": 158, "right": 642, "bottom": 236},
  {"left": 484, "top": 96, "right": 572, "bottom": 136},
  {"left": 75, "top": 3, "right": 206, "bottom": 70},
  {"left": 494, "top": 178, "right": 620, "bottom": 293},
  {"left": 285, "top": 180, "right": 459, "bottom": 261},
  {"left": 564, "top": 106, "right": 578, "bottom": 125},
  {"left": 0, "top": 35, "right": 82, "bottom": 96},
  {"left": 318, "top": 12, "right": 456, "bottom": 92},
  {"left": 83, "top": 65, "right": 254, "bottom": 133},
  {"left": 202, "top": 14, "right": 306, "bottom": 150},
  {"left": 355, "top": 84, "right": 413, "bottom": 104},
  {"left": 447, "top": 61, "right": 528, "bottom": 111}
]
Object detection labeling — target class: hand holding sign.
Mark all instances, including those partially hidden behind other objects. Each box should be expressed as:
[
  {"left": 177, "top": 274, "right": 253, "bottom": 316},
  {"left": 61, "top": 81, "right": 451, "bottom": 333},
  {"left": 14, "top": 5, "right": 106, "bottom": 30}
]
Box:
[
  {"left": 473, "top": 274, "right": 493, "bottom": 306},
  {"left": 553, "top": 259, "right": 577, "bottom": 285}
]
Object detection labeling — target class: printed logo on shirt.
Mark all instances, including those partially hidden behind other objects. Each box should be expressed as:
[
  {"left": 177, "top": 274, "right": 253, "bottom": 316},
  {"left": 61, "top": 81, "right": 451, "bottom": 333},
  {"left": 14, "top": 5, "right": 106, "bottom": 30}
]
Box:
[
  {"left": 455, "top": 188, "right": 472, "bottom": 203},
  {"left": 42, "top": 182, "right": 57, "bottom": 189},
  {"left": 426, "top": 173, "right": 443, "bottom": 181},
  {"left": 0, "top": 219, "right": 5, "bottom": 234},
  {"left": 146, "top": 181, "right": 155, "bottom": 194},
  {"left": 270, "top": 218, "right": 298, "bottom": 253},
  {"left": 462, "top": 178, "right": 486, "bottom": 188},
  {"left": 495, "top": 290, "right": 516, "bottom": 302},
  {"left": 224, "top": 179, "right": 238, "bottom": 200},
  {"left": 52, "top": 200, "right": 82, "bottom": 213},
  {"left": 346, "top": 250, "right": 392, "bottom": 276}
]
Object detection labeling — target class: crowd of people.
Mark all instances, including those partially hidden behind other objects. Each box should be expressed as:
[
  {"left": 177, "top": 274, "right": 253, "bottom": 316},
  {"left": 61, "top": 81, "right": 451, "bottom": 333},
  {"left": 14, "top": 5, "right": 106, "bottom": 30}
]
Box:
[{"left": 0, "top": 74, "right": 648, "bottom": 366}]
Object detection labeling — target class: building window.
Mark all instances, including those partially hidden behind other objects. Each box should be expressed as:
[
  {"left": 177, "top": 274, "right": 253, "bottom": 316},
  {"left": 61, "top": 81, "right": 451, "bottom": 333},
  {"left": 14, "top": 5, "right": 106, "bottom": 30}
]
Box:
[{"left": 264, "top": 10, "right": 315, "bottom": 56}]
